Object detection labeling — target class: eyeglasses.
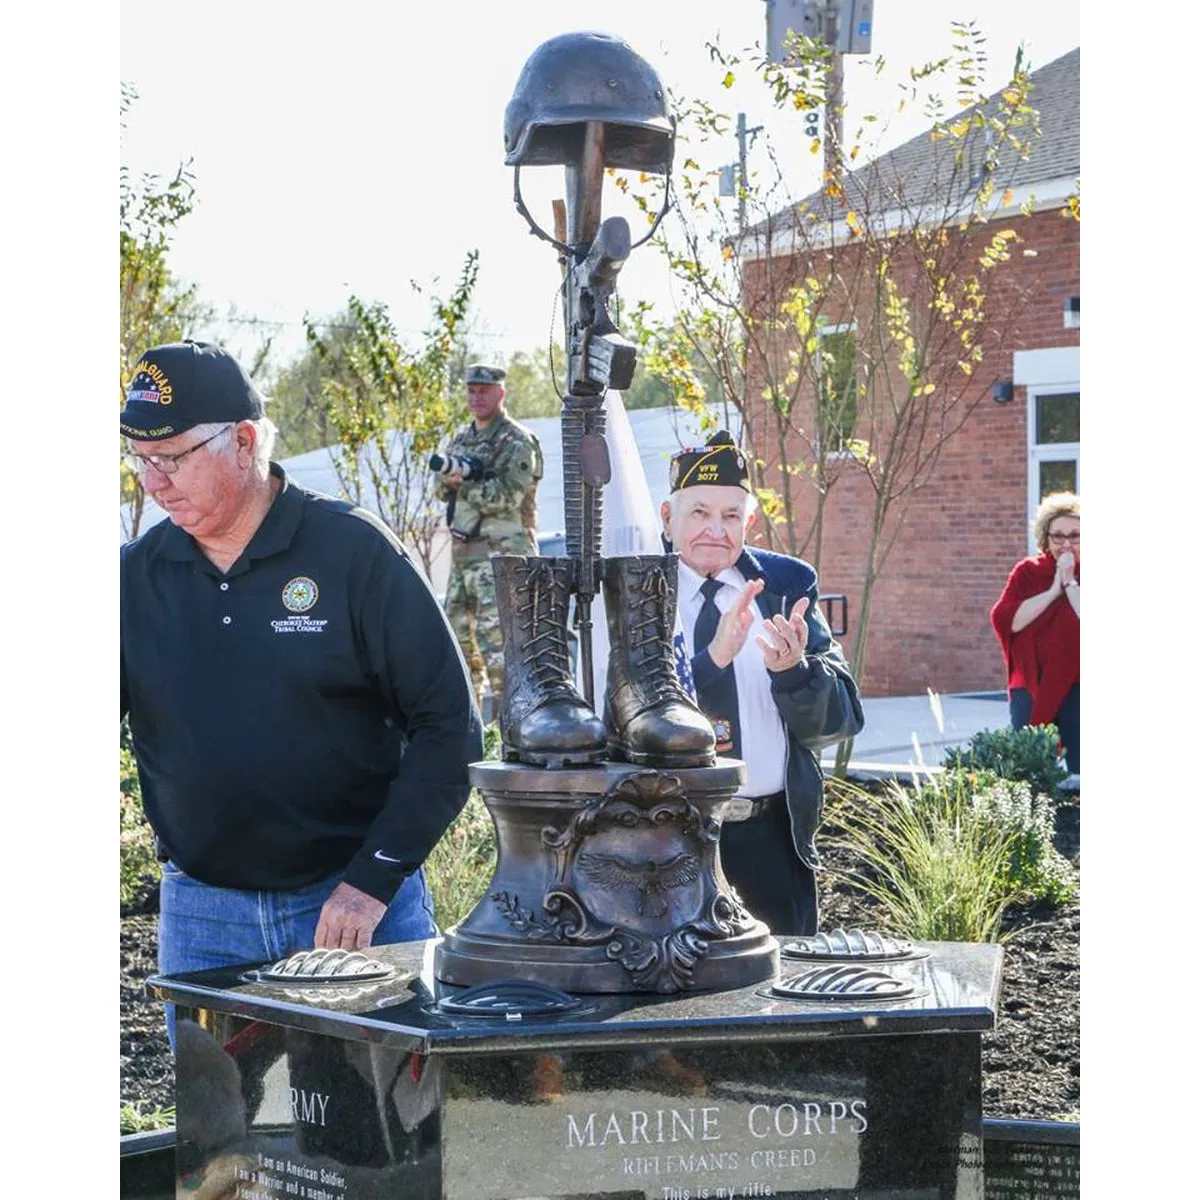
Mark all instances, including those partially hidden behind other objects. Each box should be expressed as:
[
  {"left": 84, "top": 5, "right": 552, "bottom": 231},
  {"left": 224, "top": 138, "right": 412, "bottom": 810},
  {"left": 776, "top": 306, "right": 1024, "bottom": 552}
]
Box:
[
  {"left": 1047, "top": 531, "right": 1081, "bottom": 545},
  {"left": 125, "top": 426, "right": 232, "bottom": 476}
]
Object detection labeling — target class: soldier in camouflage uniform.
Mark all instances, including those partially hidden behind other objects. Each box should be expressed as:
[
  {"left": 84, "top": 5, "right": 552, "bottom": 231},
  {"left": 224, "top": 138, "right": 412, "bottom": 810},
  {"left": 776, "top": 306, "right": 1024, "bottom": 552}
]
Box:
[{"left": 436, "top": 363, "right": 544, "bottom": 714}]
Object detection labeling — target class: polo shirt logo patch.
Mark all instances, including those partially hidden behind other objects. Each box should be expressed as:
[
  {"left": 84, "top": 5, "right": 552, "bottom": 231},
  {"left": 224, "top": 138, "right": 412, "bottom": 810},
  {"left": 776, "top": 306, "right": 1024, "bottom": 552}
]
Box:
[
  {"left": 272, "top": 615, "right": 328, "bottom": 635},
  {"left": 282, "top": 577, "right": 319, "bottom": 613}
]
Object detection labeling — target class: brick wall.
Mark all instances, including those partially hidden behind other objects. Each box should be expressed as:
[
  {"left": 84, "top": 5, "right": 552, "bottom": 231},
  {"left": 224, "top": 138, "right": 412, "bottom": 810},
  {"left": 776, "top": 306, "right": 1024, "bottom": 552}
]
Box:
[{"left": 742, "top": 208, "right": 1079, "bottom": 695}]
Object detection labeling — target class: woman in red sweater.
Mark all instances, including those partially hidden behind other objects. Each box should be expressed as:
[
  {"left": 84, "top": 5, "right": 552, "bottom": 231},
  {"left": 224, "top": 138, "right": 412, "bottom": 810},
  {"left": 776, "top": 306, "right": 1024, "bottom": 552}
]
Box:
[{"left": 990, "top": 492, "right": 1080, "bottom": 774}]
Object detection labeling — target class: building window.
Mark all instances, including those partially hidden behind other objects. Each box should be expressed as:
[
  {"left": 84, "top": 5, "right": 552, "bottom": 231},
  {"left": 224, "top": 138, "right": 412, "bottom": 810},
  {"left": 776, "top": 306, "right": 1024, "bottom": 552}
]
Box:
[
  {"left": 816, "top": 323, "right": 858, "bottom": 453},
  {"left": 1027, "top": 387, "right": 1080, "bottom": 547}
]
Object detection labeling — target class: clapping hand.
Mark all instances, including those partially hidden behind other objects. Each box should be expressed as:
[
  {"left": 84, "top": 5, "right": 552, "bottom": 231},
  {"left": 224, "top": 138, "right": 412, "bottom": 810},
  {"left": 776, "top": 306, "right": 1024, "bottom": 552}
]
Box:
[
  {"left": 756, "top": 597, "right": 810, "bottom": 672},
  {"left": 708, "top": 579, "right": 765, "bottom": 668},
  {"left": 1056, "top": 551, "right": 1077, "bottom": 591}
]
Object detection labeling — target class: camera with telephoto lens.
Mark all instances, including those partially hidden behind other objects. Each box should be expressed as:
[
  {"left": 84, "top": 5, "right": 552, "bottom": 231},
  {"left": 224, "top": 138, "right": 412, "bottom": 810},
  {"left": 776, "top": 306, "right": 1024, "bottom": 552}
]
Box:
[{"left": 428, "top": 452, "right": 485, "bottom": 481}]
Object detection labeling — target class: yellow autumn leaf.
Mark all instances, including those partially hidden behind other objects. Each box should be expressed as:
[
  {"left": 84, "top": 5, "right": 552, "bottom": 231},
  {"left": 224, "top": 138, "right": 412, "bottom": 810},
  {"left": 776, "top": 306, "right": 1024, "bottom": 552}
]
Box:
[
  {"left": 809, "top": 138, "right": 821, "bottom": 155},
  {"left": 721, "top": 244, "right": 734, "bottom": 261},
  {"left": 1002, "top": 189, "right": 1013, "bottom": 207},
  {"left": 846, "top": 210, "right": 859, "bottom": 227},
  {"left": 722, "top": 71, "right": 735, "bottom": 89}
]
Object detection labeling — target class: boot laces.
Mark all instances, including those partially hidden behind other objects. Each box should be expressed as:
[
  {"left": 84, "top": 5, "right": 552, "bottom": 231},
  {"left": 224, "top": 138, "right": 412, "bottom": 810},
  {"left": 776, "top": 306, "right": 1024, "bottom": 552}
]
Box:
[
  {"left": 630, "top": 565, "right": 690, "bottom": 701},
  {"left": 519, "top": 561, "right": 576, "bottom": 699}
]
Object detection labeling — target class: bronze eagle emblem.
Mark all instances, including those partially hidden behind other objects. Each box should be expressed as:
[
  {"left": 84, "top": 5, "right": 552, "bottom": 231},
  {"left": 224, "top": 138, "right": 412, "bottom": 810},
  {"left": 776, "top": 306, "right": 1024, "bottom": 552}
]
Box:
[{"left": 576, "top": 851, "right": 700, "bottom": 917}]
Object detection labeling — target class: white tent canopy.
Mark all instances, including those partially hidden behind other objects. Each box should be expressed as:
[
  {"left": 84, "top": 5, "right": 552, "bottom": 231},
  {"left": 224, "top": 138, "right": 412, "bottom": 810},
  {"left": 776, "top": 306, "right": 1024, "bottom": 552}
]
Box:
[{"left": 120, "top": 403, "right": 727, "bottom": 544}]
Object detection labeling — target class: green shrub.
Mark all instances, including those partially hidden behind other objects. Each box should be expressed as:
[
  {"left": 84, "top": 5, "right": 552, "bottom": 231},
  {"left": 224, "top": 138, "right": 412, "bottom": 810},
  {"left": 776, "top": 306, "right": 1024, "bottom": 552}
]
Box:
[
  {"left": 946, "top": 768, "right": 1077, "bottom": 906},
  {"left": 943, "top": 724, "right": 1068, "bottom": 797},
  {"left": 120, "top": 1101, "right": 175, "bottom": 1135},
  {"left": 120, "top": 745, "right": 159, "bottom": 908},
  {"left": 426, "top": 792, "right": 498, "bottom": 931},
  {"left": 424, "top": 724, "right": 506, "bottom": 929},
  {"left": 482, "top": 721, "right": 502, "bottom": 762},
  {"left": 825, "top": 766, "right": 1078, "bottom": 943},
  {"left": 825, "top": 775, "right": 1024, "bottom": 943}
]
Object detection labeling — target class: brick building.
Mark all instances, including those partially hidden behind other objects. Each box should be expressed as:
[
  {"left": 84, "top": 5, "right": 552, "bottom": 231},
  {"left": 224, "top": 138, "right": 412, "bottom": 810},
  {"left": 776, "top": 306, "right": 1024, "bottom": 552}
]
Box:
[{"left": 740, "top": 49, "right": 1079, "bottom": 696}]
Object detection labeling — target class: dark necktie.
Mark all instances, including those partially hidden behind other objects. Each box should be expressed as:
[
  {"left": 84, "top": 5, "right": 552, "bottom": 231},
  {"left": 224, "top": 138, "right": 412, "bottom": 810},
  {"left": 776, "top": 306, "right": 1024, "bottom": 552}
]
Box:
[{"left": 693, "top": 578, "right": 742, "bottom": 758}]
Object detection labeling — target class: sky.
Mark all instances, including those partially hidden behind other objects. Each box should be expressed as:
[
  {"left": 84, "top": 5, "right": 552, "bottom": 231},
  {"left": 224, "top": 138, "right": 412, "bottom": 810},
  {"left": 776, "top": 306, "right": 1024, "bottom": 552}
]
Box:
[{"left": 118, "top": 0, "right": 1082, "bottom": 372}]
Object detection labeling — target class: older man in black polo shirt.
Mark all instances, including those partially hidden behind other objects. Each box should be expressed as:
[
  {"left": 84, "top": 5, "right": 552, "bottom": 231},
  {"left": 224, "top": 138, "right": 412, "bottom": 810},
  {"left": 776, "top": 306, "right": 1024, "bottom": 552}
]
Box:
[
  {"left": 663, "top": 431, "right": 864, "bottom": 935},
  {"left": 121, "top": 341, "right": 482, "bottom": 993}
]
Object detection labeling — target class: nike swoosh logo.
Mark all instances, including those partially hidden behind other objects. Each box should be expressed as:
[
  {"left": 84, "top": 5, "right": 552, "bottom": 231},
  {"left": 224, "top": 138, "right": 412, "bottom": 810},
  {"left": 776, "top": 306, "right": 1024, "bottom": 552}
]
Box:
[{"left": 373, "top": 850, "right": 405, "bottom": 864}]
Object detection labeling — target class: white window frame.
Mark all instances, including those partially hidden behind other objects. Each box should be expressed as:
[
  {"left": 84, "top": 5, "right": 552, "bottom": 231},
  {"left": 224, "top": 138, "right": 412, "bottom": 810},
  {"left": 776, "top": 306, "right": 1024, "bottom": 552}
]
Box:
[
  {"left": 1026, "top": 384, "right": 1080, "bottom": 553},
  {"left": 815, "top": 322, "right": 859, "bottom": 459}
]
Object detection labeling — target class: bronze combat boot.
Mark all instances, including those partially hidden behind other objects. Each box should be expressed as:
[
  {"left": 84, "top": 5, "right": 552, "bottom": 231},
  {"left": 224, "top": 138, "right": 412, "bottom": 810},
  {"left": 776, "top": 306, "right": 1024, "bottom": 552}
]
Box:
[
  {"left": 603, "top": 554, "right": 716, "bottom": 768},
  {"left": 492, "top": 555, "right": 608, "bottom": 767}
]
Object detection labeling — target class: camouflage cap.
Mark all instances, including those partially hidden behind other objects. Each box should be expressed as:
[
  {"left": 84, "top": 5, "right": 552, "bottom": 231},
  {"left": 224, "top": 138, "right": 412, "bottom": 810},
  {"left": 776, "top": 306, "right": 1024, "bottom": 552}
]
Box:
[{"left": 465, "top": 363, "right": 506, "bottom": 385}]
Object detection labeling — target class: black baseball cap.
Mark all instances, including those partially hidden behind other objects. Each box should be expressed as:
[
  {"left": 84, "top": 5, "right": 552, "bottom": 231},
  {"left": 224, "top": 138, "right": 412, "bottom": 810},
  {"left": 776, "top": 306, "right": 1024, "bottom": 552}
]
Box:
[
  {"left": 669, "top": 430, "right": 751, "bottom": 493},
  {"left": 120, "top": 340, "right": 266, "bottom": 442}
]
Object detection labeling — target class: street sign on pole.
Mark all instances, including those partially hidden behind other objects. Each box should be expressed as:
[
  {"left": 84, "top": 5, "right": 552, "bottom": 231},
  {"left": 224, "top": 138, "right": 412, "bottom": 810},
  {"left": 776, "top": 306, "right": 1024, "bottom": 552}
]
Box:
[
  {"left": 836, "top": 0, "right": 874, "bottom": 55},
  {"left": 764, "top": 0, "right": 823, "bottom": 64},
  {"left": 764, "top": 0, "right": 875, "bottom": 62}
]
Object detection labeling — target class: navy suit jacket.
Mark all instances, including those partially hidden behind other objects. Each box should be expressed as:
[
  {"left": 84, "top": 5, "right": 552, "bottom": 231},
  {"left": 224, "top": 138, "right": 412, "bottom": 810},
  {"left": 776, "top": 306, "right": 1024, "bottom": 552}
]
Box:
[{"left": 685, "top": 545, "right": 864, "bottom": 867}]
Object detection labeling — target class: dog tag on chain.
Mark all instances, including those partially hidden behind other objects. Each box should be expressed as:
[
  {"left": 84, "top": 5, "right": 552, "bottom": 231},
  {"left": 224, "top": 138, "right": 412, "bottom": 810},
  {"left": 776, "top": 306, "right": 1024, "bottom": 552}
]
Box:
[{"left": 580, "top": 433, "right": 612, "bottom": 487}]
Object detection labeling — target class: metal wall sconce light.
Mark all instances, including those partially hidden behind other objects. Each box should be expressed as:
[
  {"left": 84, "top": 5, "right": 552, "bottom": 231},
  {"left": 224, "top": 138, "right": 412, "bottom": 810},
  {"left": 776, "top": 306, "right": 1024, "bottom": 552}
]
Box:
[{"left": 992, "top": 379, "right": 1014, "bottom": 404}]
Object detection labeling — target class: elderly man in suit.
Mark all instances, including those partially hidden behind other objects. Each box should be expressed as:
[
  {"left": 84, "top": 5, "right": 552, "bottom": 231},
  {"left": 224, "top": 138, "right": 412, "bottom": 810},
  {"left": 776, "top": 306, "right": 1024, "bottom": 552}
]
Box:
[{"left": 662, "top": 431, "right": 865, "bottom": 935}]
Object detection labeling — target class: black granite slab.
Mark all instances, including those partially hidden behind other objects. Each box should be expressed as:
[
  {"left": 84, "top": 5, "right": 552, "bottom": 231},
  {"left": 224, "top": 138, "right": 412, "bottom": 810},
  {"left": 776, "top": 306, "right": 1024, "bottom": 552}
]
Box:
[
  {"left": 169, "top": 1009, "right": 986, "bottom": 1199},
  {"left": 119, "top": 1130, "right": 176, "bottom": 1199},
  {"left": 152, "top": 938, "right": 1003, "bottom": 1198},
  {"left": 148, "top": 936, "right": 1002, "bottom": 1056},
  {"left": 982, "top": 1120, "right": 1079, "bottom": 1199},
  {"left": 116, "top": 1118, "right": 1082, "bottom": 1200}
]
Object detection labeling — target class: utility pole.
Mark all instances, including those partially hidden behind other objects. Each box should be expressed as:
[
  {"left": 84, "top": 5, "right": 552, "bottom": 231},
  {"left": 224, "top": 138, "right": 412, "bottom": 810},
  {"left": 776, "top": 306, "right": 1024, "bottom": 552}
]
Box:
[
  {"left": 735, "top": 113, "right": 764, "bottom": 234},
  {"left": 763, "top": 0, "right": 874, "bottom": 183},
  {"left": 737, "top": 112, "right": 749, "bottom": 232},
  {"left": 821, "top": 9, "right": 844, "bottom": 183}
]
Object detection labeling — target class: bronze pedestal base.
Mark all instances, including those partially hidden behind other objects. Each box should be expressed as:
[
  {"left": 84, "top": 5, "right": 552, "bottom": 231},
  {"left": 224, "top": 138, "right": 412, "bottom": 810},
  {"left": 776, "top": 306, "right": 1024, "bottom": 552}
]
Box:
[{"left": 434, "top": 760, "right": 779, "bottom": 994}]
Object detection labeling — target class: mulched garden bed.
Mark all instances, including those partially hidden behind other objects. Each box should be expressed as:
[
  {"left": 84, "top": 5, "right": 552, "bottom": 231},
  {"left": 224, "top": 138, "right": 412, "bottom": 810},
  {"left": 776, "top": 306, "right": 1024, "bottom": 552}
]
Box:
[{"left": 120, "top": 798, "right": 1079, "bottom": 1125}]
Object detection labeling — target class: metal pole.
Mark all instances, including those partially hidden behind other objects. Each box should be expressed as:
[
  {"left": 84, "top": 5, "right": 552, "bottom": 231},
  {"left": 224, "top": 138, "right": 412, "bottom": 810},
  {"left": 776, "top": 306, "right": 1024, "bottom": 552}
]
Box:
[
  {"left": 823, "top": 5, "right": 844, "bottom": 183},
  {"left": 562, "top": 121, "right": 609, "bottom": 711},
  {"left": 737, "top": 112, "right": 748, "bottom": 235}
]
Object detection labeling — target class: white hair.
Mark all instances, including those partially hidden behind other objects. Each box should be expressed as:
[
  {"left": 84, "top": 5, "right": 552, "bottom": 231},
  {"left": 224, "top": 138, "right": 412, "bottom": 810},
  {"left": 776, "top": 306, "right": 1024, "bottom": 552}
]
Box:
[{"left": 191, "top": 416, "right": 278, "bottom": 470}]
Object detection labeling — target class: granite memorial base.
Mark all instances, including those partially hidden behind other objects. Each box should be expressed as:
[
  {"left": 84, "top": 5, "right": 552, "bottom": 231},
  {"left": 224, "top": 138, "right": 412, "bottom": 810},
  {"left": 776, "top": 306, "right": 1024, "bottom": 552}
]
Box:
[
  {"left": 981, "top": 1120, "right": 1079, "bottom": 1199},
  {"left": 118, "top": 1119, "right": 1081, "bottom": 1200},
  {"left": 150, "top": 936, "right": 1004, "bottom": 1199}
]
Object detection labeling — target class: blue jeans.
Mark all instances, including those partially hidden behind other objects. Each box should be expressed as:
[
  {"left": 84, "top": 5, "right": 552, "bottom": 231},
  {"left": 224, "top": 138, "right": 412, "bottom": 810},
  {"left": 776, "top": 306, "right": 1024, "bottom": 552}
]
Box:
[
  {"left": 158, "top": 863, "right": 437, "bottom": 1045},
  {"left": 1010, "top": 682, "right": 1080, "bottom": 774}
]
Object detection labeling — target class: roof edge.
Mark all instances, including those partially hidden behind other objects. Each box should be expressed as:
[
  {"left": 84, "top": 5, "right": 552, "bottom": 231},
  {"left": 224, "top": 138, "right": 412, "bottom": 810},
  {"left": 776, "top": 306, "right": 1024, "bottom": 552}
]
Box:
[{"left": 737, "top": 174, "right": 1079, "bottom": 262}]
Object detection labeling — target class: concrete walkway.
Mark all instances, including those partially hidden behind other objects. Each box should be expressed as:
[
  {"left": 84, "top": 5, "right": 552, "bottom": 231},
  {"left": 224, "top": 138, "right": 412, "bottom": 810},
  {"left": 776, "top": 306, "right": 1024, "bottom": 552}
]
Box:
[{"left": 821, "top": 691, "right": 1011, "bottom": 779}]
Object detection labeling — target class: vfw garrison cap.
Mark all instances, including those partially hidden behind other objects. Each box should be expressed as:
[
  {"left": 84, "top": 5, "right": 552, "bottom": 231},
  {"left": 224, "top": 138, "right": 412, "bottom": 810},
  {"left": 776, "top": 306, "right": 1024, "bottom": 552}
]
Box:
[
  {"left": 120, "top": 340, "right": 265, "bottom": 441},
  {"left": 669, "top": 430, "right": 751, "bottom": 493}
]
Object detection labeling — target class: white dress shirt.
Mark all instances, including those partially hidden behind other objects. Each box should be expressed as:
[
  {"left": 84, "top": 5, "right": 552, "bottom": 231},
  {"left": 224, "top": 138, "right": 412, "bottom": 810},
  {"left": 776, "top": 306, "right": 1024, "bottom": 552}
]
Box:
[{"left": 677, "top": 559, "right": 788, "bottom": 798}]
